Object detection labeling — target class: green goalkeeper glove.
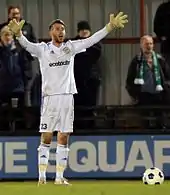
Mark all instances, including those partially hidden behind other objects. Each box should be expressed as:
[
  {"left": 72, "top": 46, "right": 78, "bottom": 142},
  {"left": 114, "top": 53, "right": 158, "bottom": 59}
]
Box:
[
  {"left": 106, "top": 12, "right": 128, "bottom": 32},
  {"left": 8, "top": 19, "right": 25, "bottom": 37}
]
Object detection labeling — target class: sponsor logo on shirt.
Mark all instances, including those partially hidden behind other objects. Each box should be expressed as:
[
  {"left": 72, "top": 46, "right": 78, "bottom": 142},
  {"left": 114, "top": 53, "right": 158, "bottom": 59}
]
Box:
[{"left": 49, "top": 60, "right": 70, "bottom": 67}]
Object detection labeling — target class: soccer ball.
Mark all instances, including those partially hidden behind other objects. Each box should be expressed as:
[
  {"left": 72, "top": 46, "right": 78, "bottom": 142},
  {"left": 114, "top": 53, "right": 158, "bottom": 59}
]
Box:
[{"left": 142, "top": 167, "right": 164, "bottom": 185}]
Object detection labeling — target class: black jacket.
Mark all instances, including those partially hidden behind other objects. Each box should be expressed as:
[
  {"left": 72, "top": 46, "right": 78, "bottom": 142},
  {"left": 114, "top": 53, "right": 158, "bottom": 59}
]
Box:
[
  {"left": 0, "top": 19, "right": 37, "bottom": 43},
  {"left": 0, "top": 41, "right": 31, "bottom": 97},
  {"left": 154, "top": 2, "right": 170, "bottom": 53},
  {"left": 154, "top": 2, "right": 170, "bottom": 38},
  {"left": 72, "top": 35, "right": 102, "bottom": 89},
  {"left": 126, "top": 53, "right": 170, "bottom": 99}
]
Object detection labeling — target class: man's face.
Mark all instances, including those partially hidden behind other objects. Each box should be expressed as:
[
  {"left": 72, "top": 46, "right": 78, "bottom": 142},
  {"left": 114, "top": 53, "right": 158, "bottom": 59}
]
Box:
[
  {"left": 1, "top": 32, "right": 13, "bottom": 45},
  {"left": 9, "top": 8, "right": 21, "bottom": 22},
  {"left": 78, "top": 29, "right": 91, "bottom": 38},
  {"left": 50, "top": 23, "right": 66, "bottom": 43},
  {"left": 141, "top": 37, "right": 154, "bottom": 54}
]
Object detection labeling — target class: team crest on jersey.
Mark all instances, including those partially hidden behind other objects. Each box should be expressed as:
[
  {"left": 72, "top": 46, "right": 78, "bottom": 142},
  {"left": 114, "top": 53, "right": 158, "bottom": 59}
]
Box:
[{"left": 63, "top": 47, "right": 70, "bottom": 54}]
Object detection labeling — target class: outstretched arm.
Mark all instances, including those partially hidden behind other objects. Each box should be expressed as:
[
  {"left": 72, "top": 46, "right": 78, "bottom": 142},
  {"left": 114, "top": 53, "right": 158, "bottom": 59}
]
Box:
[
  {"left": 71, "top": 12, "right": 128, "bottom": 54},
  {"left": 17, "top": 35, "right": 43, "bottom": 57},
  {"left": 8, "top": 19, "right": 43, "bottom": 57},
  {"left": 71, "top": 27, "right": 108, "bottom": 54}
]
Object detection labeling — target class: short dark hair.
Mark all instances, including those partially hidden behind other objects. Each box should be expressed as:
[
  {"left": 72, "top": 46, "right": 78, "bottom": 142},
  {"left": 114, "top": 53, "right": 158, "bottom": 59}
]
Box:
[
  {"left": 49, "top": 19, "right": 65, "bottom": 30},
  {"left": 8, "top": 5, "right": 20, "bottom": 14}
]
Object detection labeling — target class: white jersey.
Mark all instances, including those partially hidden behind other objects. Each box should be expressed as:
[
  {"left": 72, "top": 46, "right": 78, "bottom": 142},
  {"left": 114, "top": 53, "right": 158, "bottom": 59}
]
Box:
[{"left": 18, "top": 27, "right": 108, "bottom": 96}]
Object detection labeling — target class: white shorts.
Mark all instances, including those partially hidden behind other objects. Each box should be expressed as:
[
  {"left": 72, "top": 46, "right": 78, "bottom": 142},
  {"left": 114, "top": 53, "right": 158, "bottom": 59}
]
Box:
[{"left": 39, "top": 94, "right": 74, "bottom": 133}]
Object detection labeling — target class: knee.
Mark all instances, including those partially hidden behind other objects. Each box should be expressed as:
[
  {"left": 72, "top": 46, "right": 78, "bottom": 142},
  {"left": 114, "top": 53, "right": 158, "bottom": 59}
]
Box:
[
  {"left": 57, "top": 132, "right": 70, "bottom": 145},
  {"left": 41, "top": 132, "right": 53, "bottom": 144}
]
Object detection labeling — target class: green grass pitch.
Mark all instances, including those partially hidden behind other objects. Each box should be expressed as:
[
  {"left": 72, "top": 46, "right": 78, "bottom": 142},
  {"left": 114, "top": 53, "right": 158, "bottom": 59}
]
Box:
[{"left": 0, "top": 180, "right": 169, "bottom": 195}]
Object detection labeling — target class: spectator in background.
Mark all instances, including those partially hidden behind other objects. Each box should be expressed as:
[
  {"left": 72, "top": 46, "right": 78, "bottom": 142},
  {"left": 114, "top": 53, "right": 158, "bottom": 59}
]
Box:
[
  {"left": 126, "top": 35, "right": 170, "bottom": 128},
  {"left": 0, "top": 5, "right": 37, "bottom": 43},
  {"left": 0, "top": 5, "right": 37, "bottom": 106},
  {"left": 154, "top": 1, "right": 170, "bottom": 64},
  {"left": 73, "top": 21, "right": 102, "bottom": 107},
  {"left": 0, "top": 26, "right": 31, "bottom": 107},
  {"left": 72, "top": 21, "right": 102, "bottom": 128}
]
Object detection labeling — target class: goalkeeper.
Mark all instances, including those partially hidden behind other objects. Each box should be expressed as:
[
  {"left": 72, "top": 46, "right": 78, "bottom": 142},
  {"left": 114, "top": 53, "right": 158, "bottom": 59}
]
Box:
[{"left": 8, "top": 12, "right": 128, "bottom": 185}]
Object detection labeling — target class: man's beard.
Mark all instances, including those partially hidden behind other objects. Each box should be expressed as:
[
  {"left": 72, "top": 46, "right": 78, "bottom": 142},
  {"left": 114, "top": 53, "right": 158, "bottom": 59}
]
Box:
[{"left": 54, "top": 37, "right": 64, "bottom": 43}]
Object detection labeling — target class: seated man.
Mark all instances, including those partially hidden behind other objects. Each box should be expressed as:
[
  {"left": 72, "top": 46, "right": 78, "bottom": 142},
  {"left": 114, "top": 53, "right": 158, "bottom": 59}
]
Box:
[{"left": 126, "top": 35, "right": 170, "bottom": 128}]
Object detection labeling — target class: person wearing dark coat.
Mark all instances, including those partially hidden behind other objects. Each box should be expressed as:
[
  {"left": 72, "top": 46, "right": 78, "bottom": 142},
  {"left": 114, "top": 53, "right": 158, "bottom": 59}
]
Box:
[
  {"left": 126, "top": 35, "right": 170, "bottom": 104},
  {"left": 72, "top": 21, "right": 102, "bottom": 128},
  {"left": 0, "top": 5, "right": 37, "bottom": 43},
  {"left": 154, "top": 1, "right": 170, "bottom": 64},
  {"left": 0, "top": 5, "right": 38, "bottom": 106},
  {"left": 73, "top": 21, "right": 102, "bottom": 107},
  {"left": 126, "top": 35, "right": 170, "bottom": 129},
  {"left": 0, "top": 26, "right": 31, "bottom": 107}
]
